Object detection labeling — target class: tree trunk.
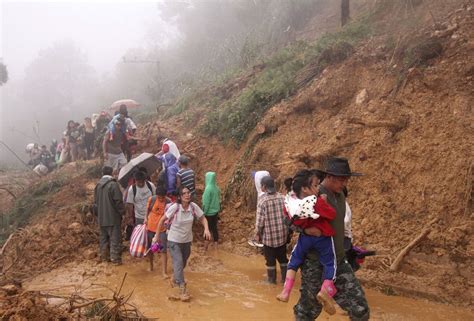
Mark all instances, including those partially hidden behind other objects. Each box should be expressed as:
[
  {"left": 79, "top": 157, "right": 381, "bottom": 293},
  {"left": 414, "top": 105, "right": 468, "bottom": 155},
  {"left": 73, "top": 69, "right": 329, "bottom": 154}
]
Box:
[{"left": 341, "top": 0, "right": 350, "bottom": 26}]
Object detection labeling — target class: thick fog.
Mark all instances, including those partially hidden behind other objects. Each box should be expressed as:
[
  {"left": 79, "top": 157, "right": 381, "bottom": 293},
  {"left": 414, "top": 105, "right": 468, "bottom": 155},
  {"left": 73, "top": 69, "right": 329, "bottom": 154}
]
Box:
[
  {"left": 0, "top": 1, "right": 162, "bottom": 166},
  {"left": 0, "top": 0, "right": 342, "bottom": 168}
]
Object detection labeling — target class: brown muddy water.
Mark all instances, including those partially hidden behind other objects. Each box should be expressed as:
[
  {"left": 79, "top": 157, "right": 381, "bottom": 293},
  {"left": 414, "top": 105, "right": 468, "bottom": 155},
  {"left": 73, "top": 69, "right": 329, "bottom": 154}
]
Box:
[{"left": 26, "top": 249, "right": 473, "bottom": 321}]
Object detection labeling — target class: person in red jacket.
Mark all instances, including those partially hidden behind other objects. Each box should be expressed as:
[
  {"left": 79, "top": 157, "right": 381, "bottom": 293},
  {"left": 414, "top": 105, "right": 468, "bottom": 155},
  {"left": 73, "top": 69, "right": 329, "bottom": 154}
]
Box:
[{"left": 277, "top": 169, "right": 338, "bottom": 315}]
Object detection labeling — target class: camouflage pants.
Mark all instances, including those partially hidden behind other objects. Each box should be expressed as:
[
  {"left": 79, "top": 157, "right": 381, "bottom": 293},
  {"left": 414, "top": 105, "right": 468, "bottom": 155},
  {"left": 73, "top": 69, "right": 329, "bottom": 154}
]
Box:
[{"left": 294, "top": 254, "right": 370, "bottom": 321}]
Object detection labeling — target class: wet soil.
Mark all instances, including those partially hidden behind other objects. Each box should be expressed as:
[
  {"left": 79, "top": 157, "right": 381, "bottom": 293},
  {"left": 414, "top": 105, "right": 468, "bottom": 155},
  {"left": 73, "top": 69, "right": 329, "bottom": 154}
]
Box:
[{"left": 26, "top": 249, "right": 474, "bottom": 321}]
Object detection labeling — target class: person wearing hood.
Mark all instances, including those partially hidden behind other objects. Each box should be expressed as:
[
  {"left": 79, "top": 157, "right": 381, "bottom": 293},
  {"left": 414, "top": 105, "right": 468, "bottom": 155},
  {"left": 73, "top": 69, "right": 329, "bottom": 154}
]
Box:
[
  {"left": 157, "top": 153, "right": 180, "bottom": 200},
  {"left": 94, "top": 166, "right": 126, "bottom": 265},
  {"left": 202, "top": 172, "right": 221, "bottom": 251},
  {"left": 254, "top": 170, "right": 270, "bottom": 200},
  {"left": 161, "top": 139, "right": 180, "bottom": 160}
]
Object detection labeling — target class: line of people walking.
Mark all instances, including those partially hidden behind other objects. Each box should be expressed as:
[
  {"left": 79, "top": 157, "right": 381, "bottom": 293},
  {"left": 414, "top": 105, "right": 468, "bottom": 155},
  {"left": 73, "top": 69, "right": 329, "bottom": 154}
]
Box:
[
  {"left": 92, "top": 118, "right": 369, "bottom": 319},
  {"left": 94, "top": 138, "right": 221, "bottom": 302}
]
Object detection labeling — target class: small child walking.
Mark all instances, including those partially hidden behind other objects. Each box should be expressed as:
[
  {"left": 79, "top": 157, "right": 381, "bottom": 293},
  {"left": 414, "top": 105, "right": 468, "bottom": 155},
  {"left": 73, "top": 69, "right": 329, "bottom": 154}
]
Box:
[
  {"left": 276, "top": 171, "right": 338, "bottom": 315},
  {"left": 145, "top": 186, "right": 171, "bottom": 278}
]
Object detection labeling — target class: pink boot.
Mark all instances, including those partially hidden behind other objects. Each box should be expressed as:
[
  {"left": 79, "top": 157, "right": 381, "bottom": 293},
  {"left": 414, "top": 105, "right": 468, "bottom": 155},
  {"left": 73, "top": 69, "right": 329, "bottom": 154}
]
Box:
[
  {"left": 316, "top": 280, "right": 337, "bottom": 315},
  {"left": 276, "top": 277, "right": 295, "bottom": 302}
]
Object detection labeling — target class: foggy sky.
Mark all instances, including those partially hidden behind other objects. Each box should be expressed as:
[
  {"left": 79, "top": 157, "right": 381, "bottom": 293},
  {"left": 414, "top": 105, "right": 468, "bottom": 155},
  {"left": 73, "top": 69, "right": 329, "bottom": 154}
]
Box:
[
  {"left": 1, "top": 0, "right": 159, "bottom": 81},
  {"left": 0, "top": 0, "right": 165, "bottom": 166}
]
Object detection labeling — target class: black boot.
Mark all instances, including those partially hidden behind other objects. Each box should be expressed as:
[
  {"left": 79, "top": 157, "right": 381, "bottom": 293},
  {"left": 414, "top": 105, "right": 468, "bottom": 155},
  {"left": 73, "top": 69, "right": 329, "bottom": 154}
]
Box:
[
  {"left": 280, "top": 263, "right": 288, "bottom": 283},
  {"left": 267, "top": 267, "right": 277, "bottom": 284}
]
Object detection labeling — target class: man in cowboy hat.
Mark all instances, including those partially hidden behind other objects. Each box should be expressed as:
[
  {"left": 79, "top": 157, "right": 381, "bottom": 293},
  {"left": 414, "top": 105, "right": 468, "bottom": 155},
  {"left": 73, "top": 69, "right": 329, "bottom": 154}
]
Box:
[{"left": 294, "top": 157, "right": 369, "bottom": 321}]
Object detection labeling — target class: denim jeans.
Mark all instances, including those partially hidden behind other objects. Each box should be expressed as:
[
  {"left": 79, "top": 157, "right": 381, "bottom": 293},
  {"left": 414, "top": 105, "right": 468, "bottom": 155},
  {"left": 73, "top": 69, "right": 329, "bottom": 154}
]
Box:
[{"left": 168, "top": 241, "right": 192, "bottom": 286}]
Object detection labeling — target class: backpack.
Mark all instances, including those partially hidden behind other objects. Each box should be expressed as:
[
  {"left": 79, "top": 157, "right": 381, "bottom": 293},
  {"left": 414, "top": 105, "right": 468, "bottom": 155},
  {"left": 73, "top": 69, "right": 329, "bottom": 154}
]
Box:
[
  {"left": 164, "top": 203, "right": 198, "bottom": 230},
  {"left": 147, "top": 195, "right": 172, "bottom": 213},
  {"left": 132, "top": 181, "right": 154, "bottom": 201}
]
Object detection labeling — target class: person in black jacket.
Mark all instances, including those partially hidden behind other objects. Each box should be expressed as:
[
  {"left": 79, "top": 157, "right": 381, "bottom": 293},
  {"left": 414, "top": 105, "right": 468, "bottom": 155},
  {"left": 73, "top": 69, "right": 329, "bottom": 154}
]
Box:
[{"left": 94, "top": 166, "right": 125, "bottom": 265}]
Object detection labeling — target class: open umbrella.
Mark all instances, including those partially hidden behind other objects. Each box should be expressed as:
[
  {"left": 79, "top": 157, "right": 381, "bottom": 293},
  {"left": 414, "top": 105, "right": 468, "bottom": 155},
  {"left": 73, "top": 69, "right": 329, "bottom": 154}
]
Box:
[
  {"left": 118, "top": 152, "right": 161, "bottom": 188},
  {"left": 109, "top": 99, "right": 140, "bottom": 112}
]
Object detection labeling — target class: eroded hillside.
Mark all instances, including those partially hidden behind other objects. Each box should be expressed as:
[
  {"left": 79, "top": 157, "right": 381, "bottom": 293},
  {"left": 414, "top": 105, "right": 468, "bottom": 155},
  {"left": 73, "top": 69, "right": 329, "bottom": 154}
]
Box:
[{"left": 0, "top": 1, "right": 472, "bottom": 317}]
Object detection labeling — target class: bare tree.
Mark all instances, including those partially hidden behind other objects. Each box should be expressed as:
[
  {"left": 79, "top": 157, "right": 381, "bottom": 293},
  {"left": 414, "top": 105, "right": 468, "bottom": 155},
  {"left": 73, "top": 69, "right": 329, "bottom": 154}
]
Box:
[{"left": 341, "top": 0, "right": 350, "bottom": 26}]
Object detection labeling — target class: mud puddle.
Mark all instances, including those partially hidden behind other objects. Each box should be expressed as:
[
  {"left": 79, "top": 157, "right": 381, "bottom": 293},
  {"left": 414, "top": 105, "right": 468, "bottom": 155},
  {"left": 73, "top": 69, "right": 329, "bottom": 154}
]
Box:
[{"left": 26, "top": 248, "right": 474, "bottom": 320}]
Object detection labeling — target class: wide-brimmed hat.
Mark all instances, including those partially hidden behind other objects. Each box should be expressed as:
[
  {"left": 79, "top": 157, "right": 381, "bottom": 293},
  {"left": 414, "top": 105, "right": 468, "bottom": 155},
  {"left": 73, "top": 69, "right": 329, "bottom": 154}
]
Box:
[
  {"left": 323, "top": 157, "right": 362, "bottom": 177},
  {"left": 260, "top": 176, "right": 277, "bottom": 194}
]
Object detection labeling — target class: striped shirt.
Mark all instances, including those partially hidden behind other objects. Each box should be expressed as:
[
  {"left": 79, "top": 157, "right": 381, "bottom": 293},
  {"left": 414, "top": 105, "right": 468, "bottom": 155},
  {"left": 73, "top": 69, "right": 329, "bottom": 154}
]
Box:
[
  {"left": 256, "top": 193, "right": 288, "bottom": 248},
  {"left": 177, "top": 168, "right": 196, "bottom": 195}
]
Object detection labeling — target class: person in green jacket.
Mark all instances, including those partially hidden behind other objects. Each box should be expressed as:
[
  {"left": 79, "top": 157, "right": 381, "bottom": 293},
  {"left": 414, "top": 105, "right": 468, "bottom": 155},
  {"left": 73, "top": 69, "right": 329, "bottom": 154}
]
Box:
[{"left": 202, "top": 172, "right": 221, "bottom": 251}]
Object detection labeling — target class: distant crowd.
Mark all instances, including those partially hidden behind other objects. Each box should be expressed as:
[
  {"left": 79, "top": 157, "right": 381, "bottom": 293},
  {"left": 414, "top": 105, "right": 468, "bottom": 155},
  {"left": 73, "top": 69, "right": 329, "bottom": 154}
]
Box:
[{"left": 25, "top": 104, "right": 137, "bottom": 176}]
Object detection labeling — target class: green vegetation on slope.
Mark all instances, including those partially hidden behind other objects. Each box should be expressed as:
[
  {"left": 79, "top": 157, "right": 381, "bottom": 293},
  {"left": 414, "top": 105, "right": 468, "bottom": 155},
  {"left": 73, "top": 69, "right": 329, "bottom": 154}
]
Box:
[{"left": 159, "top": 12, "right": 374, "bottom": 145}]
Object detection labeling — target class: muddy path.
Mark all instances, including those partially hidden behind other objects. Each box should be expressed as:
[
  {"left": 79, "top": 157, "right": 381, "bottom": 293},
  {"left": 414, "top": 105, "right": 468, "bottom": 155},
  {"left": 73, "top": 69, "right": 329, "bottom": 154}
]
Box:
[{"left": 26, "top": 249, "right": 474, "bottom": 321}]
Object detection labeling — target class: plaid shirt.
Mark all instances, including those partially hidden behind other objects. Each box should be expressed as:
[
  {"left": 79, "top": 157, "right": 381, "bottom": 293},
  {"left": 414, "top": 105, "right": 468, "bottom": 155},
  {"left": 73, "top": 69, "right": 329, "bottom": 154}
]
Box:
[{"left": 256, "top": 192, "right": 288, "bottom": 248}]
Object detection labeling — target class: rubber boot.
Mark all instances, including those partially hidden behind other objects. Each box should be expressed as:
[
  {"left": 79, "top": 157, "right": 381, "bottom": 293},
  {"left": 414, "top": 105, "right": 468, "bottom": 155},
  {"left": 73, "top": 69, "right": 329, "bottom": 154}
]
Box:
[
  {"left": 316, "top": 280, "right": 337, "bottom": 315},
  {"left": 280, "top": 264, "right": 288, "bottom": 283},
  {"left": 276, "top": 277, "right": 295, "bottom": 302},
  {"left": 267, "top": 267, "right": 277, "bottom": 284},
  {"left": 179, "top": 283, "right": 191, "bottom": 302}
]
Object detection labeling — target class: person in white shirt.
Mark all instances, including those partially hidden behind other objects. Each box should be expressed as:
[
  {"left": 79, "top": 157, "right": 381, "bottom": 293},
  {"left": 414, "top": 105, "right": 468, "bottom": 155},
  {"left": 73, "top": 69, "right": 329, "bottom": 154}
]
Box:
[
  {"left": 126, "top": 171, "right": 156, "bottom": 225},
  {"left": 153, "top": 186, "right": 211, "bottom": 301}
]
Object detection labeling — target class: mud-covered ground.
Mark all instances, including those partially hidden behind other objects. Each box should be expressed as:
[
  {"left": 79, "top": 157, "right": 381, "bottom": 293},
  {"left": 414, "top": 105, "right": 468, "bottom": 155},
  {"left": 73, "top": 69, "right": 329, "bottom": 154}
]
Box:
[{"left": 24, "top": 250, "right": 474, "bottom": 321}]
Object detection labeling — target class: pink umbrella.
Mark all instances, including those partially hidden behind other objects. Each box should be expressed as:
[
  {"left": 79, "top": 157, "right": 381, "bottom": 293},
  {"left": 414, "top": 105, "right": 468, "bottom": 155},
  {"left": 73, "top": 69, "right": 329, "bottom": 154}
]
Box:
[{"left": 109, "top": 99, "right": 140, "bottom": 111}]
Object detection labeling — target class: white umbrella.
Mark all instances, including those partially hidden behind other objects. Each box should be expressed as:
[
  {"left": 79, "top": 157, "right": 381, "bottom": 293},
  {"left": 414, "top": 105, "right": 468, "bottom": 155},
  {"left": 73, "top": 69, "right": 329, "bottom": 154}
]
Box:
[
  {"left": 109, "top": 99, "right": 140, "bottom": 112},
  {"left": 118, "top": 152, "right": 160, "bottom": 188}
]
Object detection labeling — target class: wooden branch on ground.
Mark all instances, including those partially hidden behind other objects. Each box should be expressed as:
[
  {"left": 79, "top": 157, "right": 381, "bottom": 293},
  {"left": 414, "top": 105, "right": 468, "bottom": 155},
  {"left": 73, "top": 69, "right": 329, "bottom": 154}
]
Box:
[
  {"left": 183, "top": 145, "right": 203, "bottom": 154},
  {"left": 69, "top": 298, "right": 112, "bottom": 311},
  {"left": 389, "top": 218, "right": 438, "bottom": 272},
  {"left": 0, "top": 233, "right": 16, "bottom": 256},
  {"left": 464, "top": 162, "right": 473, "bottom": 216},
  {"left": 348, "top": 117, "right": 408, "bottom": 133},
  {"left": 0, "top": 187, "right": 17, "bottom": 199}
]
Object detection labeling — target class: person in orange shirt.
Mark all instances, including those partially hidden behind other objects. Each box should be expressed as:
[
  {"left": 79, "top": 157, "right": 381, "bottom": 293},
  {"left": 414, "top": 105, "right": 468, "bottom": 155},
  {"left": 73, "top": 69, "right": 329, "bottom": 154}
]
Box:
[{"left": 145, "top": 185, "right": 172, "bottom": 277}]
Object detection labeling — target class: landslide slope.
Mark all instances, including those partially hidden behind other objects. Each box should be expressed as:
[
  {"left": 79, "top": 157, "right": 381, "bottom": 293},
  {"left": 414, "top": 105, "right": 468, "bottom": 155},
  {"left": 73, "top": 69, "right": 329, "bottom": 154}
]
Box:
[
  {"left": 146, "top": 1, "right": 473, "bottom": 306},
  {"left": 0, "top": 0, "right": 471, "bottom": 311}
]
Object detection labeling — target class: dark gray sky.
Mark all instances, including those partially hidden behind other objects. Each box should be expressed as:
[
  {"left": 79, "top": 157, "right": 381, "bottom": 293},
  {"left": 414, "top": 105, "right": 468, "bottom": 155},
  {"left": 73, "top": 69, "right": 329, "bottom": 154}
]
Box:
[{"left": 1, "top": 0, "right": 161, "bottom": 81}]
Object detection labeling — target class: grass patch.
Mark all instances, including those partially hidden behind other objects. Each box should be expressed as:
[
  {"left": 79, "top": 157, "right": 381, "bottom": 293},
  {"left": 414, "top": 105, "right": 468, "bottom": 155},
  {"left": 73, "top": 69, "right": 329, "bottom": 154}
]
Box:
[
  {"left": 0, "top": 177, "right": 66, "bottom": 243},
  {"left": 199, "top": 18, "right": 371, "bottom": 145},
  {"left": 163, "top": 95, "right": 192, "bottom": 119},
  {"left": 85, "top": 161, "right": 103, "bottom": 179},
  {"left": 132, "top": 105, "right": 160, "bottom": 124}
]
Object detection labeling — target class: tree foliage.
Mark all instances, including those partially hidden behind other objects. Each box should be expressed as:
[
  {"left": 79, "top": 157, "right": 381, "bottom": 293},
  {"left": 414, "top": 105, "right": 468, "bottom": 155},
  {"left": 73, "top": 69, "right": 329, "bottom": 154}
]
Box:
[
  {"left": 19, "top": 40, "right": 99, "bottom": 140},
  {"left": 144, "top": 0, "right": 330, "bottom": 102},
  {"left": 0, "top": 62, "right": 8, "bottom": 86}
]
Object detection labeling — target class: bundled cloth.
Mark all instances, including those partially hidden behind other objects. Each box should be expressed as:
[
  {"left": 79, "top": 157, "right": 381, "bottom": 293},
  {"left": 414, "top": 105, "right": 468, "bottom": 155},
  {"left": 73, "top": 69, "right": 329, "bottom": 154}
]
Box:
[{"left": 129, "top": 224, "right": 148, "bottom": 258}]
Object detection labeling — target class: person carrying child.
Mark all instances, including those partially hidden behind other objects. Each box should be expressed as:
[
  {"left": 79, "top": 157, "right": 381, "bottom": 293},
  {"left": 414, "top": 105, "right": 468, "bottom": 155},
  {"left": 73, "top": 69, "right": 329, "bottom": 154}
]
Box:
[
  {"left": 276, "top": 169, "right": 338, "bottom": 315},
  {"left": 145, "top": 185, "right": 171, "bottom": 277}
]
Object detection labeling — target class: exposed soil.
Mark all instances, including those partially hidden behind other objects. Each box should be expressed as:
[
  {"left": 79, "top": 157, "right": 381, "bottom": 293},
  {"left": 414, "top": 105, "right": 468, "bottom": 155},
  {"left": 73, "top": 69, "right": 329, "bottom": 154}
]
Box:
[
  {"left": 141, "top": 2, "right": 474, "bottom": 307},
  {"left": 0, "top": 0, "right": 472, "bottom": 318}
]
